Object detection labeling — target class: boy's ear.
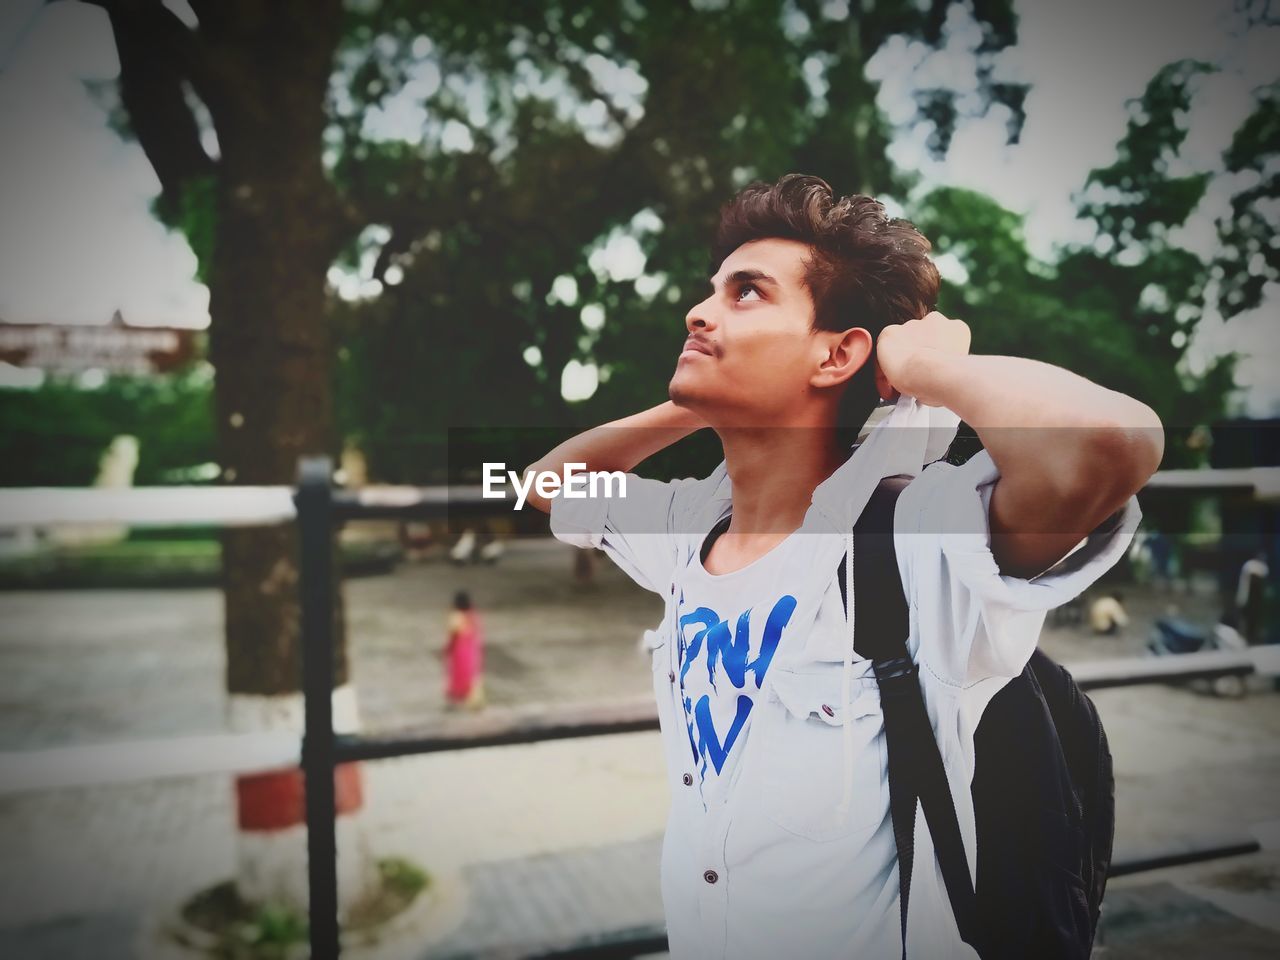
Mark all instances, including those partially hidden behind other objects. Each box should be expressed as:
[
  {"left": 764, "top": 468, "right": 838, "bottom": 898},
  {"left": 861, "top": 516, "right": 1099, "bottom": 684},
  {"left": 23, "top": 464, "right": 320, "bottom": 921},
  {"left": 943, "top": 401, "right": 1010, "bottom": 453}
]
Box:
[{"left": 817, "top": 326, "right": 872, "bottom": 387}]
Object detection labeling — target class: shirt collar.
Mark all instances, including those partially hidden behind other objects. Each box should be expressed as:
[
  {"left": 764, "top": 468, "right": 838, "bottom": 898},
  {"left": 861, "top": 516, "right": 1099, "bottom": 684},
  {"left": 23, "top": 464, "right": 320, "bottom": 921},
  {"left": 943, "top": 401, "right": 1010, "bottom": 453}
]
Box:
[{"left": 695, "top": 396, "right": 961, "bottom": 532}]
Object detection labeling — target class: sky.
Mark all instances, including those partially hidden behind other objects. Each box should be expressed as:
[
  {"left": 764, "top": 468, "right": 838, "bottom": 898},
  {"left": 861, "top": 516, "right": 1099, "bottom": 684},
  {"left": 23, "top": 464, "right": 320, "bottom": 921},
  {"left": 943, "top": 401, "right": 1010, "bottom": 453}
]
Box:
[{"left": 0, "top": 0, "right": 1276, "bottom": 412}]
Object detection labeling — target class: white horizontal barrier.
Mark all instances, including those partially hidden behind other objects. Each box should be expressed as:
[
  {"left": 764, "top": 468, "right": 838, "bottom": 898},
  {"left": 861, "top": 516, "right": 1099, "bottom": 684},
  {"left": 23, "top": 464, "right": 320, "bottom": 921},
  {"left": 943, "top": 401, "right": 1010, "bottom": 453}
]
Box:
[
  {"left": 0, "top": 486, "right": 297, "bottom": 528},
  {"left": 0, "top": 731, "right": 300, "bottom": 796},
  {"left": 0, "top": 468, "right": 1275, "bottom": 528},
  {"left": 1145, "top": 466, "right": 1280, "bottom": 501},
  {"left": 0, "top": 483, "right": 499, "bottom": 528}
]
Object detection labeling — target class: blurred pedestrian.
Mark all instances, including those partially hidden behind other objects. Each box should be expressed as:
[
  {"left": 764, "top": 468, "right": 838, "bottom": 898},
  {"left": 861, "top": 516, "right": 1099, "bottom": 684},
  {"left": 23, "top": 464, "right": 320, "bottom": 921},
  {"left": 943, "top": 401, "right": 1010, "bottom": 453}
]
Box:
[
  {"left": 450, "top": 529, "right": 478, "bottom": 565},
  {"left": 1089, "top": 591, "right": 1129, "bottom": 635},
  {"left": 1236, "top": 551, "right": 1270, "bottom": 645},
  {"left": 476, "top": 527, "right": 505, "bottom": 564},
  {"left": 443, "top": 590, "right": 486, "bottom": 710}
]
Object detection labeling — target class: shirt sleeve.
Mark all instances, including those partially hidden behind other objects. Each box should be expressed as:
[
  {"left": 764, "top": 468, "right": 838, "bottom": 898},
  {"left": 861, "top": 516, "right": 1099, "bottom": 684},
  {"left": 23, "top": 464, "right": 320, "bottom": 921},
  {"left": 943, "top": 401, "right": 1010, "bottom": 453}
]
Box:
[
  {"left": 549, "top": 471, "right": 702, "bottom": 596},
  {"left": 896, "top": 448, "right": 1143, "bottom": 685}
]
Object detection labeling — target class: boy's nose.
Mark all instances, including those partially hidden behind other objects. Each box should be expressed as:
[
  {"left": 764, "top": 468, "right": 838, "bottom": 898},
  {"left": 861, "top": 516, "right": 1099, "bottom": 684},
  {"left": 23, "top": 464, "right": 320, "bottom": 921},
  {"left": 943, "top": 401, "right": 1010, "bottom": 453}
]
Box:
[{"left": 685, "top": 300, "right": 716, "bottom": 332}]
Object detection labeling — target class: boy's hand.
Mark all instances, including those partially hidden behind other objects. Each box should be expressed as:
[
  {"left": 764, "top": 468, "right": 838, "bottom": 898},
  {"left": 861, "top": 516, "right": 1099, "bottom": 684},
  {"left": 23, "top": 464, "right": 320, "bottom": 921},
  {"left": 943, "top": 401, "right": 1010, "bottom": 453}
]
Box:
[{"left": 874, "top": 310, "right": 971, "bottom": 405}]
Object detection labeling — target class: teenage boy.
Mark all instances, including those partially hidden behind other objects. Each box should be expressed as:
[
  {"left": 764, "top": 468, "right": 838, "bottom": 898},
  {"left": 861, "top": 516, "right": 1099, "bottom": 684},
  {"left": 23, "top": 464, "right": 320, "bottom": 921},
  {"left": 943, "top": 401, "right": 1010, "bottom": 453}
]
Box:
[{"left": 523, "top": 175, "right": 1162, "bottom": 958}]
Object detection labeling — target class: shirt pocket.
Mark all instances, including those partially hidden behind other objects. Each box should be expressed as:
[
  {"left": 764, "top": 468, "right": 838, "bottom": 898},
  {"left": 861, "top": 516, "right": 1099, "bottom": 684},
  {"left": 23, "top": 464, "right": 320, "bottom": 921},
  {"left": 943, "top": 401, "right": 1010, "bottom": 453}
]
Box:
[{"left": 755, "top": 663, "right": 887, "bottom": 841}]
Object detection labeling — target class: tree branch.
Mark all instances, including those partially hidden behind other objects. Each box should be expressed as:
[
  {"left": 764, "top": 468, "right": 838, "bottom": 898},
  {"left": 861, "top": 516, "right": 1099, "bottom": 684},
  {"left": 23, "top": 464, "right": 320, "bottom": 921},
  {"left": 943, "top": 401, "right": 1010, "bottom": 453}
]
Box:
[{"left": 79, "top": 0, "right": 217, "bottom": 215}]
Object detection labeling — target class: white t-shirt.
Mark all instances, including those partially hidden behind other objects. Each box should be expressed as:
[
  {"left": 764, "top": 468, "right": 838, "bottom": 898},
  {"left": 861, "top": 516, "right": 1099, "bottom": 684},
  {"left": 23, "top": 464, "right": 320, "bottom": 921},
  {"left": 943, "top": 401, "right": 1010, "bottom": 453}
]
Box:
[
  {"left": 675, "top": 515, "right": 806, "bottom": 806},
  {"left": 551, "top": 446, "right": 1141, "bottom": 959}
]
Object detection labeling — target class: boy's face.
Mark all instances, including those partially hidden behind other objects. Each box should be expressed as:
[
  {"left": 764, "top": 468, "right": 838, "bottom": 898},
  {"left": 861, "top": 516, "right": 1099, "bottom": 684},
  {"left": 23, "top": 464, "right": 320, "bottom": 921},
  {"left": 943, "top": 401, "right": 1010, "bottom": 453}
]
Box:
[{"left": 669, "top": 238, "right": 854, "bottom": 426}]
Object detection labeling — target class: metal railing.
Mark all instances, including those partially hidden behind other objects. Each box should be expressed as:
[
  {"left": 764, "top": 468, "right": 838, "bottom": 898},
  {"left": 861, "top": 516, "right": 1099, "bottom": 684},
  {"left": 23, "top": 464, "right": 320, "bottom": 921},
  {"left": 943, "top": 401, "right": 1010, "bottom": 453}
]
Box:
[{"left": 1, "top": 464, "right": 1276, "bottom": 958}]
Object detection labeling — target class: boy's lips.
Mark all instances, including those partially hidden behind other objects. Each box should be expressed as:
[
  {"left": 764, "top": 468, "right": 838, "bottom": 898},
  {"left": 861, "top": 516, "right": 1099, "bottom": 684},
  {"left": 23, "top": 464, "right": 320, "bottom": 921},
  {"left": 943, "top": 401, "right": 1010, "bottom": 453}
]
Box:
[{"left": 681, "top": 337, "right": 714, "bottom": 357}]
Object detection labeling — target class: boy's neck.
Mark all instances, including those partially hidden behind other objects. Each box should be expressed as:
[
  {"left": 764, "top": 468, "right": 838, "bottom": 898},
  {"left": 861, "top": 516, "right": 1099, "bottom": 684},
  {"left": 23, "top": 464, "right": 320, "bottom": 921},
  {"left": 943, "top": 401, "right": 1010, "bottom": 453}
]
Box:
[{"left": 717, "top": 424, "right": 847, "bottom": 540}]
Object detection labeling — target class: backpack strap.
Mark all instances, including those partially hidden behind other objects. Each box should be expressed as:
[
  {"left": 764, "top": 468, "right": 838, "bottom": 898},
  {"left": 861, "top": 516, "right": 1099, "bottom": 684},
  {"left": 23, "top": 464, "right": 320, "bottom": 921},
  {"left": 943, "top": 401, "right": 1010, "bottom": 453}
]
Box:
[{"left": 840, "top": 476, "right": 984, "bottom": 957}]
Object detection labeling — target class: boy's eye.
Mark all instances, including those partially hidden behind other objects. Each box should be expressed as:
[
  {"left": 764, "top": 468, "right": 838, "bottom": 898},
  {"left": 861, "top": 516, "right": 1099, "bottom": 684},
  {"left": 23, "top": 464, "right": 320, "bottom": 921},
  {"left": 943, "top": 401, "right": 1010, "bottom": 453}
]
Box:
[{"left": 735, "top": 284, "right": 761, "bottom": 302}]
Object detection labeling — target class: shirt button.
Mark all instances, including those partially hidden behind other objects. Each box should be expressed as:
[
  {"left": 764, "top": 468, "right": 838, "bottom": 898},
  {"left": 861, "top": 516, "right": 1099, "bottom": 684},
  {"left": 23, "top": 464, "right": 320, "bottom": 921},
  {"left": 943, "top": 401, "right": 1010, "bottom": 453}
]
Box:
[
  {"left": 704, "top": 869, "right": 719, "bottom": 884},
  {"left": 682, "top": 773, "right": 693, "bottom": 786},
  {"left": 821, "top": 704, "right": 835, "bottom": 717},
  {"left": 668, "top": 670, "right": 676, "bottom": 683}
]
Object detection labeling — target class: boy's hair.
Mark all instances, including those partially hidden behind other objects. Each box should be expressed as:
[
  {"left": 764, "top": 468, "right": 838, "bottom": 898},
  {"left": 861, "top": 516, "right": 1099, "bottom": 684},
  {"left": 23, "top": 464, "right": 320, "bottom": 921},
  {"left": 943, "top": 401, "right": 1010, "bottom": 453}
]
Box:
[{"left": 711, "top": 174, "right": 941, "bottom": 448}]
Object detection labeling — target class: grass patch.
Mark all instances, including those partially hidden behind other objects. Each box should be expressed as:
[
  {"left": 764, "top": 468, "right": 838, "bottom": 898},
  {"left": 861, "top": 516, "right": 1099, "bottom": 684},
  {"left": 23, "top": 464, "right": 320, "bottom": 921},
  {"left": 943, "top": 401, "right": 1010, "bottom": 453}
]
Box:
[
  {"left": 0, "top": 538, "right": 400, "bottom": 588},
  {"left": 182, "top": 883, "right": 310, "bottom": 959},
  {"left": 65, "top": 540, "right": 220, "bottom": 560},
  {"left": 179, "top": 858, "right": 431, "bottom": 958},
  {"left": 346, "top": 857, "right": 431, "bottom": 928}
]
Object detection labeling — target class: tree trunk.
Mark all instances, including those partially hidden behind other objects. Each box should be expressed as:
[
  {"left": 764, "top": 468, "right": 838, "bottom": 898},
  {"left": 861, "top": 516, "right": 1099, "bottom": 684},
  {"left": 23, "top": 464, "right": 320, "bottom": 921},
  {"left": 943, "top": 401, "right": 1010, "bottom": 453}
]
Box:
[
  {"left": 210, "top": 159, "right": 347, "bottom": 702},
  {"left": 199, "top": 1, "right": 376, "bottom": 919}
]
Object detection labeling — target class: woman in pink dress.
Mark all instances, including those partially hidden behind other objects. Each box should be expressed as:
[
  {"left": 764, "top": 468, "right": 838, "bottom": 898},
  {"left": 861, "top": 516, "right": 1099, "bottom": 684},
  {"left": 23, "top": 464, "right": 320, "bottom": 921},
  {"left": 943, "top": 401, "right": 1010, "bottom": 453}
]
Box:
[{"left": 442, "top": 590, "right": 486, "bottom": 710}]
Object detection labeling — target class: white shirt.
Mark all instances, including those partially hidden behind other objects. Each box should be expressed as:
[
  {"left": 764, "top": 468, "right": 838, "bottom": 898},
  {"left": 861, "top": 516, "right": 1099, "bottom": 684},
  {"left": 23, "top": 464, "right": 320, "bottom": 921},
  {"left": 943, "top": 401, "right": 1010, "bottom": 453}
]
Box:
[{"left": 550, "top": 405, "right": 1141, "bottom": 959}]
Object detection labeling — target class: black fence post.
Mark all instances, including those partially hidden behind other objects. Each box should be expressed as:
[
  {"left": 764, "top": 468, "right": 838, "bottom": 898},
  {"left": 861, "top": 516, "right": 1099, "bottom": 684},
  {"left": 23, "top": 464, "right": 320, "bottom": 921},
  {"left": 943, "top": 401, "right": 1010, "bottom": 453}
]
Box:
[{"left": 296, "top": 456, "right": 340, "bottom": 959}]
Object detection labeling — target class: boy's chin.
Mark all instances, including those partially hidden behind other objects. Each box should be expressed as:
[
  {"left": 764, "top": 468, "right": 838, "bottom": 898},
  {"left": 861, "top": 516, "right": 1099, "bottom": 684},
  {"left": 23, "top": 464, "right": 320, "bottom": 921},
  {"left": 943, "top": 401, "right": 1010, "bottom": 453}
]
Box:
[{"left": 667, "top": 381, "right": 708, "bottom": 411}]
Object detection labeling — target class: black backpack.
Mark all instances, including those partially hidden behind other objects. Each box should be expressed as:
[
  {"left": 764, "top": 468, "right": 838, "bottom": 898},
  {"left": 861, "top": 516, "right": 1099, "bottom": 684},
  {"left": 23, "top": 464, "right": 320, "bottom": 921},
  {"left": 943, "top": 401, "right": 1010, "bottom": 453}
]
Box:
[{"left": 837, "top": 476, "right": 1116, "bottom": 959}]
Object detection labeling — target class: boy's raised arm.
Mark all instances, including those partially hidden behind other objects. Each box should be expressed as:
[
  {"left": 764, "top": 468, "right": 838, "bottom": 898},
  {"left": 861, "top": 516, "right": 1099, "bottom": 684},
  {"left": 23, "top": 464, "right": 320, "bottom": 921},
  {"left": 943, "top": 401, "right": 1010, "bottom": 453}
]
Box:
[{"left": 521, "top": 401, "right": 707, "bottom": 515}]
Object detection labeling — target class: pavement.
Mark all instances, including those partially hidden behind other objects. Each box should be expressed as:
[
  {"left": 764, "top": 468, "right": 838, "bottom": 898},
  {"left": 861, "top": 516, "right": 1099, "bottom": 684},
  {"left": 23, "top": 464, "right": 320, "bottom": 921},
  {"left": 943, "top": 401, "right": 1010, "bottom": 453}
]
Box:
[{"left": 0, "top": 536, "right": 1277, "bottom": 958}]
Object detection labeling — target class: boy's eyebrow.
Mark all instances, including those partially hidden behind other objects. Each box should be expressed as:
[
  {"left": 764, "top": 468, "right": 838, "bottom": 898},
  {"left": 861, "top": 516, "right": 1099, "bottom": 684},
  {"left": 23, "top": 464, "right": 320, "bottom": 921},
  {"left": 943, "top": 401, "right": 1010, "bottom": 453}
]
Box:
[{"left": 710, "top": 268, "right": 780, "bottom": 292}]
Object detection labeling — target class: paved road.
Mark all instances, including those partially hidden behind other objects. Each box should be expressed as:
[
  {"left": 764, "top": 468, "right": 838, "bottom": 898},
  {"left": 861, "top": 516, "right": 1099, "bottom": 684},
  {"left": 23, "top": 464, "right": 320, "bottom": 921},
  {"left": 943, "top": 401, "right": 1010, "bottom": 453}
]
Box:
[
  {"left": 1, "top": 537, "right": 1276, "bottom": 958},
  {"left": 0, "top": 538, "right": 665, "bottom": 750},
  {"left": 0, "top": 536, "right": 1225, "bottom": 749}
]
